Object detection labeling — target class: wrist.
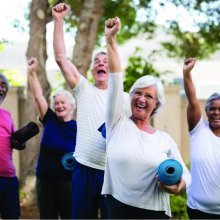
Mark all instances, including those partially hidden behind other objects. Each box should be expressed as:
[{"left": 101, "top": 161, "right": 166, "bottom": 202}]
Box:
[
  {"left": 54, "top": 17, "right": 64, "bottom": 23},
  {"left": 105, "top": 35, "right": 116, "bottom": 45}
]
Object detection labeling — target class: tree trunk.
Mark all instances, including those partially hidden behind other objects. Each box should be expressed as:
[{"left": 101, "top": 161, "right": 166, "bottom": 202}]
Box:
[
  {"left": 72, "top": 0, "right": 104, "bottom": 77},
  {"left": 21, "top": 0, "right": 51, "bottom": 205}
]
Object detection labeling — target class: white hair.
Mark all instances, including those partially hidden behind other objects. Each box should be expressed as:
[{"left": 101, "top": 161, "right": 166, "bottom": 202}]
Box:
[
  {"left": 205, "top": 93, "right": 220, "bottom": 111},
  {"left": 129, "top": 75, "right": 165, "bottom": 118},
  {"left": 91, "top": 51, "right": 107, "bottom": 70},
  {"left": 0, "top": 73, "right": 9, "bottom": 92},
  {"left": 50, "top": 89, "right": 76, "bottom": 117}
]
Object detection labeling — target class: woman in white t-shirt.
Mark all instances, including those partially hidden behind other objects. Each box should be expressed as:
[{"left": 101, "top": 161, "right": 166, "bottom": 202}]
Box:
[
  {"left": 101, "top": 17, "right": 192, "bottom": 219},
  {"left": 183, "top": 58, "right": 220, "bottom": 219}
]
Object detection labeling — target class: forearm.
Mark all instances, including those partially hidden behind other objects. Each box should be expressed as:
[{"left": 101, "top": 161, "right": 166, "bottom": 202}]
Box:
[
  {"left": 29, "top": 72, "right": 43, "bottom": 100},
  {"left": 53, "top": 18, "right": 66, "bottom": 63},
  {"left": 183, "top": 72, "right": 197, "bottom": 105},
  {"left": 106, "top": 36, "right": 121, "bottom": 73}
]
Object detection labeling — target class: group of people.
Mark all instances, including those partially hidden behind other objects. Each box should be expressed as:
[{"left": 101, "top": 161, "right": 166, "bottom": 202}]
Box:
[{"left": 0, "top": 2, "right": 219, "bottom": 219}]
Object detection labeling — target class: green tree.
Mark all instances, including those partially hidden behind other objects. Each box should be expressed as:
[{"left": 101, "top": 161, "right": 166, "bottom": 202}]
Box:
[{"left": 123, "top": 48, "right": 169, "bottom": 92}]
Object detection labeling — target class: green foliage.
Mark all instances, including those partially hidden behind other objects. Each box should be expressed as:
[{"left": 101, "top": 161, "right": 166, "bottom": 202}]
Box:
[
  {"left": 0, "top": 39, "right": 8, "bottom": 52},
  {"left": 123, "top": 48, "right": 168, "bottom": 93},
  {"left": 0, "top": 69, "right": 25, "bottom": 87},
  {"left": 19, "top": 189, "right": 26, "bottom": 199},
  {"left": 50, "top": 72, "right": 66, "bottom": 94},
  {"left": 170, "top": 162, "right": 191, "bottom": 219},
  {"left": 161, "top": 21, "right": 220, "bottom": 59}
]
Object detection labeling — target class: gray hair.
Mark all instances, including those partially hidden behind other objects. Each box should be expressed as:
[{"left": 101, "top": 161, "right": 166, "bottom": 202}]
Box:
[
  {"left": 0, "top": 73, "right": 9, "bottom": 92},
  {"left": 205, "top": 93, "right": 220, "bottom": 111},
  {"left": 50, "top": 89, "right": 76, "bottom": 117},
  {"left": 129, "top": 75, "right": 165, "bottom": 118},
  {"left": 91, "top": 51, "right": 107, "bottom": 69}
]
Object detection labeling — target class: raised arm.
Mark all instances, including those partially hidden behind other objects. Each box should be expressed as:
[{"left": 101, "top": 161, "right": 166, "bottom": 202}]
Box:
[
  {"left": 105, "top": 17, "right": 121, "bottom": 73},
  {"left": 52, "top": 3, "right": 80, "bottom": 89},
  {"left": 105, "top": 17, "right": 124, "bottom": 133},
  {"left": 28, "top": 58, "right": 48, "bottom": 120},
  {"left": 183, "top": 58, "right": 201, "bottom": 131}
]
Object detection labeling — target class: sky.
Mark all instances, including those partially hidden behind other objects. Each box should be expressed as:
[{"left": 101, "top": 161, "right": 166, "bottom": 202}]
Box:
[{"left": 0, "top": 0, "right": 209, "bottom": 44}]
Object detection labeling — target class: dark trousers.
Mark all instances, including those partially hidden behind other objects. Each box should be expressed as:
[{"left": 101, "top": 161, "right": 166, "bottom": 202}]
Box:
[
  {"left": 187, "top": 206, "right": 220, "bottom": 219},
  {"left": 106, "top": 195, "right": 169, "bottom": 219},
  {"left": 0, "top": 176, "right": 20, "bottom": 219},
  {"left": 36, "top": 178, "right": 72, "bottom": 219},
  {"left": 71, "top": 161, "right": 108, "bottom": 219}
]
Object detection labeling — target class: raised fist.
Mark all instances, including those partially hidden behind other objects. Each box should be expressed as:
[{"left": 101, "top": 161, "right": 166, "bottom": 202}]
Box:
[
  {"left": 183, "top": 58, "right": 196, "bottom": 74},
  {"left": 28, "top": 58, "right": 38, "bottom": 73},
  {"left": 105, "top": 17, "right": 121, "bottom": 39},
  {"left": 52, "top": 3, "right": 69, "bottom": 20}
]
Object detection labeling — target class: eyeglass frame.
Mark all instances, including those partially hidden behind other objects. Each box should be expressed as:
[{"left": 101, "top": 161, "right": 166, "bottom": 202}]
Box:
[{"left": 132, "top": 89, "right": 158, "bottom": 101}]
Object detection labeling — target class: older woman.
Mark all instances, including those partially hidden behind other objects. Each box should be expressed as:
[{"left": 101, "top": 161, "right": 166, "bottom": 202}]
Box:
[
  {"left": 101, "top": 18, "right": 191, "bottom": 219},
  {"left": 183, "top": 58, "right": 220, "bottom": 219},
  {"left": 28, "top": 58, "right": 77, "bottom": 219}
]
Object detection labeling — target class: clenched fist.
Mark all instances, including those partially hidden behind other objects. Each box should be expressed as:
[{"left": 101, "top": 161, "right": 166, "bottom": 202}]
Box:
[
  {"left": 105, "top": 17, "right": 121, "bottom": 42},
  {"left": 28, "top": 58, "right": 38, "bottom": 74},
  {"left": 52, "top": 3, "right": 69, "bottom": 20},
  {"left": 183, "top": 58, "right": 196, "bottom": 75}
]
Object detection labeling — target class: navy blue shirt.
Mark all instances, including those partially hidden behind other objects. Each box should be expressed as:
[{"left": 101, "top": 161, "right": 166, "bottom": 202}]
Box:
[{"left": 36, "top": 108, "right": 77, "bottom": 182}]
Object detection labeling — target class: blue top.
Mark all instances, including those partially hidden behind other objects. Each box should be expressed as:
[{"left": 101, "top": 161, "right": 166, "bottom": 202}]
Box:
[{"left": 35, "top": 108, "right": 77, "bottom": 182}]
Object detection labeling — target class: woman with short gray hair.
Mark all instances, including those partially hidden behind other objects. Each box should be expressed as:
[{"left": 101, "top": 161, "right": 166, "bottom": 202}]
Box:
[
  {"left": 28, "top": 57, "right": 77, "bottom": 219},
  {"left": 183, "top": 58, "right": 220, "bottom": 219},
  {"left": 101, "top": 17, "right": 191, "bottom": 219}
]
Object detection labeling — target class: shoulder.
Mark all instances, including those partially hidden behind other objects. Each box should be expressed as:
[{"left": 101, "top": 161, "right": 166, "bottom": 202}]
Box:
[
  {"left": 0, "top": 108, "right": 13, "bottom": 119},
  {"left": 189, "top": 116, "right": 207, "bottom": 137},
  {"left": 72, "top": 74, "right": 93, "bottom": 95}
]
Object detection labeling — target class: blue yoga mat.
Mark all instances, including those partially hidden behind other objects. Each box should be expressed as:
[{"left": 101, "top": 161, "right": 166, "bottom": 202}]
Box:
[
  {"left": 158, "top": 159, "right": 183, "bottom": 186},
  {"left": 98, "top": 123, "right": 106, "bottom": 139},
  {"left": 62, "top": 152, "right": 75, "bottom": 170}
]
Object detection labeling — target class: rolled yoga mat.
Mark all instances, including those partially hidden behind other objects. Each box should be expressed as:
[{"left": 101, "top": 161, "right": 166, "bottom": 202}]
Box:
[
  {"left": 62, "top": 152, "right": 75, "bottom": 170},
  {"left": 157, "top": 159, "right": 183, "bottom": 186},
  {"left": 12, "top": 122, "right": 40, "bottom": 144}
]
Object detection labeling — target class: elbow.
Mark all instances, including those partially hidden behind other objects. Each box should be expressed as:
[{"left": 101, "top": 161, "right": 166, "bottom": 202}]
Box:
[{"left": 55, "top": 57, "right": 63, "bottom": 67}]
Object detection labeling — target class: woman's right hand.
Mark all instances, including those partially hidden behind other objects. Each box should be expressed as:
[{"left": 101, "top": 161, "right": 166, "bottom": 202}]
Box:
[
  {"left": 105, "top": 17, "right": 121, "bottom": 44},
  {"left": 28, "top": 57, "right": 38, "bottom": 74}
]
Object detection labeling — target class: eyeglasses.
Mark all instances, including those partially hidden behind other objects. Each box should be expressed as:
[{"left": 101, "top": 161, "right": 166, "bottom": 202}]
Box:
[{"left": 132, "top": 90, "right": 158, "bottom": 101}]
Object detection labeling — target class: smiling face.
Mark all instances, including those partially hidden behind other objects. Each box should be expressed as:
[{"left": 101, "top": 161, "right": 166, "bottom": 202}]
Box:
[
  {"left": 0, "top": 77, "right": 7, "bottom": 104},
  {"left": 206, "top": 99, "right": 220, "bottom": 129},
  {"left": 131, "top": 86, "right": 158, "bottom": 121},
  {"left": 91, "top": 53, "right": 109, "bottom": 87},
  {"left": 54, "top": 94, "right": 73, "bottom": 121}
]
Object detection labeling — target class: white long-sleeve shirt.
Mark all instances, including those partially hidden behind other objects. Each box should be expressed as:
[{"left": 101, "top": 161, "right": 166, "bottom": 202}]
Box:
[{"left": 101, "top": 73, "right": 192, "bottom": 217}]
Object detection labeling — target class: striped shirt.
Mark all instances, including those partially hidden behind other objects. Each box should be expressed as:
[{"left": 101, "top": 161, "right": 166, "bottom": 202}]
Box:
[{"left": 72, "top": 75, "right": 131, "bottom": 170}]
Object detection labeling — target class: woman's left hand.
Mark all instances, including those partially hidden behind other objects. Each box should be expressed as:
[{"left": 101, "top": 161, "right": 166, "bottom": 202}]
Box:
[
  {"left": 155, "top": 174, "right": 186, "bottom": 194},
  {"left": 11, "top": 139, "right": 26, "bottom": 150}
]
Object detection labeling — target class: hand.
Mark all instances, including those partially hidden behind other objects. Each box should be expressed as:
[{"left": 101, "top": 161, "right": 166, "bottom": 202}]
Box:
[
  {"left": 155, "top": 174, "right": 185, "bottom": 194},
  {"left": 105, "top": 17, "right": 121, "bottom": 42},
  {"left": 52, "top": 3, "right": 69, "bottom": 20},
  {"left": 183, "top": 57, "right": 196, "bottom": 75},
  {"left": 28, "top": 58, "right": 38, "bottom": 74},
  {"left": 11, "top": 139, "right": 26, "bottom": 151}
]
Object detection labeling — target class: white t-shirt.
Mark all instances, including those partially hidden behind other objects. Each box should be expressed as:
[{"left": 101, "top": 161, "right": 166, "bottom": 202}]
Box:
[
  {"left": 102, "top": 73, "right": 191, "bottom": 217},
  {"left": 187, "top": 116, "right": 220, "bottom": 215},
  {"left": 72, "top": 75, "right": 131, "bottom": 170}
]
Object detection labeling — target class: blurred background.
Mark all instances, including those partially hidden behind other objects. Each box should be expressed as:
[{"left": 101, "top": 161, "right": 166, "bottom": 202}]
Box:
[{"left": 0, "top": 0, "right": 219, "bottom": 218}]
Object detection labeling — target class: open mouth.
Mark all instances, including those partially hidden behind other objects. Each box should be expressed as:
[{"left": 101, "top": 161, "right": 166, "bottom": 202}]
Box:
[
  {"left": 97, "top": 69, "right": 106, "bottom": 74},
  {"left": 211, "top": 117, "right": 220, "bottom": 121},
  {"left": 136, "top": 103, "right": 146, "bottom": 110},
  {"left": 0, "top": 91, "right": 4, "bottom": 97}
]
